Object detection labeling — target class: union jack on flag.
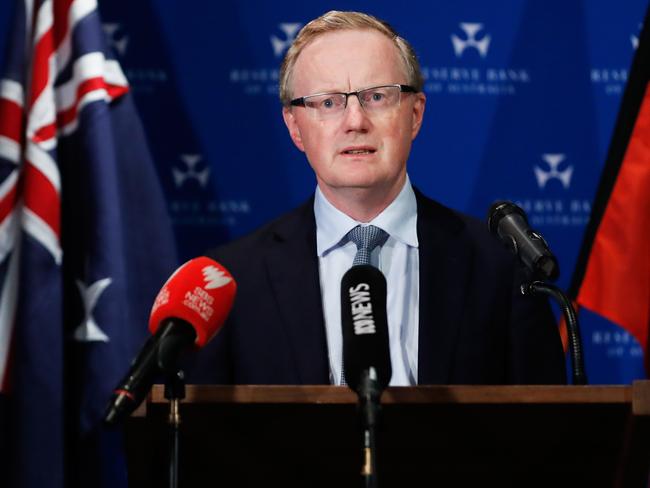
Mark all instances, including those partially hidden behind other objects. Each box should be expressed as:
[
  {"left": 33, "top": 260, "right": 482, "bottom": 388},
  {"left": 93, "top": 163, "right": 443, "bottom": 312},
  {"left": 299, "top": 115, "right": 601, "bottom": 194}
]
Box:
[{"left": 0, "top": 0, "right": 176, "bottom": 486}]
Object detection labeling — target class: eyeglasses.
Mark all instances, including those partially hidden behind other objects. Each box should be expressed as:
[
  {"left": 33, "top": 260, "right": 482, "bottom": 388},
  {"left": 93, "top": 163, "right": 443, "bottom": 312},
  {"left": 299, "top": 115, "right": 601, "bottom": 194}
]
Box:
[{"left": 289, "top": 84, "right": 417, "bottom": 120}]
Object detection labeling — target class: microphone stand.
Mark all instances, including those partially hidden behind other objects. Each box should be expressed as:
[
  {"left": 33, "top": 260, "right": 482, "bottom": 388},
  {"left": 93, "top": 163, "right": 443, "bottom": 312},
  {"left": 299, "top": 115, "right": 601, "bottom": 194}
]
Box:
[
  {"left": 357, "top": 367, "right": 381, "bottom": 488},
  {"left": 164, "top": 369, "right": 186, "bottom": 488},
  {"left": 521, "top": 281, "right": 588, "bottom": 385}
]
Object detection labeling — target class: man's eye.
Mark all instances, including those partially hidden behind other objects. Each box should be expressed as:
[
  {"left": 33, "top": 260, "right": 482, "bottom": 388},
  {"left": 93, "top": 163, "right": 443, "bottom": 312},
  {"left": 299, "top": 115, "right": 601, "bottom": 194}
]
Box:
[
  {"left": 321, "top": 98, "right": 335, "bottom": 109},
  {"left": 363, "top": 91, "right": 388, "bottom": 105}
]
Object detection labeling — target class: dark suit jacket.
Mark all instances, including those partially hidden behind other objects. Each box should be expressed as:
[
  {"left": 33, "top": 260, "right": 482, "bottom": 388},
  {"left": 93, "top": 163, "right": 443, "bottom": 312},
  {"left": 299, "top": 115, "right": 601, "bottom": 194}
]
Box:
[{"left": 191, "top": 190, "right": 566, "bottom": 385}]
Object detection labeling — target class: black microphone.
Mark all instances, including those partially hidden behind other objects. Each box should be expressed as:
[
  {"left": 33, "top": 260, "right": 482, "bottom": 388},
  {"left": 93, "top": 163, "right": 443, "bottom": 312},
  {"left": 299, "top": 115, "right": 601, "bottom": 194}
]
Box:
[
  {"left": 341, "top": 265, "right": 391, "bottom": 487},
  {"left": 487, "top": 201, "right": 559, "bottom": 282},
  {"left": 341, "top": 265, "right": 392, "bottom": 394},
  {"left": 104, "top": 320, "right": 197, "bottom": 425}
]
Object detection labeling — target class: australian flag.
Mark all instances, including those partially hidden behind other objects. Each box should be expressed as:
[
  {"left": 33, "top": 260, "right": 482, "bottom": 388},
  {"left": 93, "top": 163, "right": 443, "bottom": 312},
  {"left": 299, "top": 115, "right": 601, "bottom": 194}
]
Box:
[{"left": 0, "top": 0, "right": 177, "bottom": 487}]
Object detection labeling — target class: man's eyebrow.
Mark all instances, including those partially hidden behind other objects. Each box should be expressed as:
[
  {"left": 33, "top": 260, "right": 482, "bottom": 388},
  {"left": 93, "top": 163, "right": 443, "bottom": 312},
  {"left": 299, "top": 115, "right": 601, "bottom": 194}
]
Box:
[{"left": 303, "top": 87, "right": 345, "bottom": 95}]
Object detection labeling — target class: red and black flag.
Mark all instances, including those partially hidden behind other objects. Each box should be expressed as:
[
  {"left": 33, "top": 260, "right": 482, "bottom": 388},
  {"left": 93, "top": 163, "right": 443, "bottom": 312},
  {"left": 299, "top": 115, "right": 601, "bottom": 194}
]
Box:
[{"left": 570, "top": 6, "right": 650, "bottom": 372}]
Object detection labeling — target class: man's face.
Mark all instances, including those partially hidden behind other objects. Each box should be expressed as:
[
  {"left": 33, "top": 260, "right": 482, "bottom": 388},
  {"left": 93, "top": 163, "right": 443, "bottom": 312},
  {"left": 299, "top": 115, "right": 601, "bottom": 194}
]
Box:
[{"left": 283, "top": 29, "right": 426, "bottom": 200}]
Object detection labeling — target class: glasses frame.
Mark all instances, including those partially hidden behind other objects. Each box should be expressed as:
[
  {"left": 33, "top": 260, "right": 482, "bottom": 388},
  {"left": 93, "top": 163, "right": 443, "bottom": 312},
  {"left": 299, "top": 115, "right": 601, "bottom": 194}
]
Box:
[{"left": 289, "top": 84, "right": 418, "bottom": 113}]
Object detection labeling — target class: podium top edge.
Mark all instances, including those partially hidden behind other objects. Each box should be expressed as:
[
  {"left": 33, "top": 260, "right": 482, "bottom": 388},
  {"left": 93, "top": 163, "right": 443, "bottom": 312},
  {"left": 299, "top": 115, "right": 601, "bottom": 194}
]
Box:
[{"left": 149, "top": 384, "right": 639, "bottom": 406}]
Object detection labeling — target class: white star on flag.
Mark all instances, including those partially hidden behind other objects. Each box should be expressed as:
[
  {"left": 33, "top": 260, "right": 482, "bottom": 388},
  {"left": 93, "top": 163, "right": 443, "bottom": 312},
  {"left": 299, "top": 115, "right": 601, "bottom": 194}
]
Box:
[{"left": 73, "top": 278, "right": 112, "bottom": 343}]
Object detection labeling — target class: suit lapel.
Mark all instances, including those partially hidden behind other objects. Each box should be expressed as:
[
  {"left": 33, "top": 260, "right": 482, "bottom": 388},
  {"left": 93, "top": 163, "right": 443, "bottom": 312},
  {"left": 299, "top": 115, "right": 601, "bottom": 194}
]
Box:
[
  {"left": 264, "top": 199, "right": 330, "bottom": 384},
  {"left": 416, "top": 191, "right": 473, "bottom": 384}
]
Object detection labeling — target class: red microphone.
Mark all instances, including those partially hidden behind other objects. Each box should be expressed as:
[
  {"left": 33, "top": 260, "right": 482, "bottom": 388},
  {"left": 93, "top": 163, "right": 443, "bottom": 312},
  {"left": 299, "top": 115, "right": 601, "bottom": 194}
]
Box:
[
  {"left": 104, "top": 257, "right": 236, "bottom": 424},
  {"left": 149, "top": 256, "right": 236, "bottom": 346}
]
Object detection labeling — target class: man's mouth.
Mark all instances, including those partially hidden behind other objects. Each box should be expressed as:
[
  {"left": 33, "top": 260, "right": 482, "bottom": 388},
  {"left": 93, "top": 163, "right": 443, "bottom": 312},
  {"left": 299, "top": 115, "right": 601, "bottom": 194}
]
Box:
[{"left": 341, "top": 147, "right": 376, "bottom": 155}]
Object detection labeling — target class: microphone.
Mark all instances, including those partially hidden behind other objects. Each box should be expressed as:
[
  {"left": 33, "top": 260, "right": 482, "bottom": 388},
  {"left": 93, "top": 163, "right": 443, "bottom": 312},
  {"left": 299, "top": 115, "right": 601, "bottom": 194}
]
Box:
[
  {"left": 104, "top": 256, "right": 236, "bottom": 425},
  {"left": 341, "top": 265, "right": 392, "bottom": 394},
  {"left": 487, "top": 201, "right": 559, "bottom": 281},
  {"left": 341, "top": 265, "right": 391, "bottom": 487}
]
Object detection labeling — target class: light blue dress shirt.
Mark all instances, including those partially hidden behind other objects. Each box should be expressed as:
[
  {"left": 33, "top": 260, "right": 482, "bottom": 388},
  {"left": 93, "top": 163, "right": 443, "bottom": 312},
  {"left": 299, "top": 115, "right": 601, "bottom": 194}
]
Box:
[{"left": 314, "top": 176, "right": 419, "bottom": 386}]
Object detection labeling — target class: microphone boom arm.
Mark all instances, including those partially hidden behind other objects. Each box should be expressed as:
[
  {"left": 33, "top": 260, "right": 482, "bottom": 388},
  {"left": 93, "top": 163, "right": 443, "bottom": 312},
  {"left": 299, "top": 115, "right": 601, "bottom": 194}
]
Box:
[{"left": 522, "top": 281, "right": 587, "bottom": 385}]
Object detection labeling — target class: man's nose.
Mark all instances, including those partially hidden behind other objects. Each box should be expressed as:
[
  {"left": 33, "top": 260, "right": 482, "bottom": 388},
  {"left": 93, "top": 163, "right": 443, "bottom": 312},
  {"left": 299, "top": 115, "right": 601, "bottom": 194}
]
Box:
[{"left": 341, "top": 95, "right": 370, "bottom": 131}]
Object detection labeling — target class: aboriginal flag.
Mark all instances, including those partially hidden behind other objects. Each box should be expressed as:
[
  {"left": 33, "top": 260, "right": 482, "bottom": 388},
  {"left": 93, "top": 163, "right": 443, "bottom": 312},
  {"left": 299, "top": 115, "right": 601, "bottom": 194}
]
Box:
[{"left": 570, "top": 6, "right": 650, "bottom": 374}]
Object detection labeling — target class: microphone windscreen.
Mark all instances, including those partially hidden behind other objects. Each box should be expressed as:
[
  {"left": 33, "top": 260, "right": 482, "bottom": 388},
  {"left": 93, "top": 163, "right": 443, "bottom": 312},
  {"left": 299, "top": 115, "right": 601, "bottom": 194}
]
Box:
[
  {"left": 341, "top": 265, "right": 392, "bottom": 391},
  {"left": 487, "top": 200, "right": 527, "bottom": 235},
  {"left": 148, "top": 256, "right": 236, "bottom": 348}
]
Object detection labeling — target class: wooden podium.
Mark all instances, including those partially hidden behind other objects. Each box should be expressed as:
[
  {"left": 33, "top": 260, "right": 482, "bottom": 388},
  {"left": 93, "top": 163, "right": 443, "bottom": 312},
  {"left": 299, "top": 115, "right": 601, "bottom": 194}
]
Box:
[{"left": 125, "top": 382, "right": 650, "bottom": 487}]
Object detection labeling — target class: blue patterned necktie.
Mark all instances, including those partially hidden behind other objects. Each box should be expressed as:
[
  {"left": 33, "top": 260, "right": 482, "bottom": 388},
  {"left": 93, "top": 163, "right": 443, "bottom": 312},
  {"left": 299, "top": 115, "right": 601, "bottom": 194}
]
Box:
[
  {"left": 347, "top": 225, "right": 388, "bottom": 266},
  {"left": 341, "top": 225, "right": 388, "bottom": 385}
]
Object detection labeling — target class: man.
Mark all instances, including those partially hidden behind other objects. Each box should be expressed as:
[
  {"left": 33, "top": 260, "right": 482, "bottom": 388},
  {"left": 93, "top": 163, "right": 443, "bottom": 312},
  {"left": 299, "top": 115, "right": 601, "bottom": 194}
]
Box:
[{"left": 193, "top": 11, "right": 566, "bottom": 385}]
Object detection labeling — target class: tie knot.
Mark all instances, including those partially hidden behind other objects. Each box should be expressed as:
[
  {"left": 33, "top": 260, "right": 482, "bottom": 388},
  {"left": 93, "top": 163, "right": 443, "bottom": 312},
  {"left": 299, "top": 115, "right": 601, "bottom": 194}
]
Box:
[{"left": 347, "top": 225, "right": 388, "bottom": 266}]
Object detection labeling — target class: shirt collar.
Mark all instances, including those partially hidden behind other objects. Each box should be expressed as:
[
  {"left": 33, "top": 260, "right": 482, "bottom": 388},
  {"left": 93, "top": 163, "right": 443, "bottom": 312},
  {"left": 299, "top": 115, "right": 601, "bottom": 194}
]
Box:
[{"left": 314, "top": 175, "right": 419, "bottom": 257}]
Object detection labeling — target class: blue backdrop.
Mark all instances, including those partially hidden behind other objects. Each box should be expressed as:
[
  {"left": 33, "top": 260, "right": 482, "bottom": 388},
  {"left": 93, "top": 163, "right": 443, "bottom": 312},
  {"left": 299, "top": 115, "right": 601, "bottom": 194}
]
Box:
[{"left": 1, "top": 0, "right": 646, "bottom": 384}]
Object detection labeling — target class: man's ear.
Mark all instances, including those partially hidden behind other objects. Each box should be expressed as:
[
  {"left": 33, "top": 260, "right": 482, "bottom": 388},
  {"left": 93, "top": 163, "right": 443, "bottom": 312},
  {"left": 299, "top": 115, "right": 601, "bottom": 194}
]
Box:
[
  {"left": 282, "top": 107, "right": 305, "bottom": 152},
  {"left": 410, "top": 93, "right": 426, "bottom": 141}
]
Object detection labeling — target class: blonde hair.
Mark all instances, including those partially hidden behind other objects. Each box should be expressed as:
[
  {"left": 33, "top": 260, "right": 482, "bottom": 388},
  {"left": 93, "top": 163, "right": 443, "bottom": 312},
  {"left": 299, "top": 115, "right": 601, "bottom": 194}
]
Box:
[{"left": 279, "top": 11, "right": 424, "bottom": 106}]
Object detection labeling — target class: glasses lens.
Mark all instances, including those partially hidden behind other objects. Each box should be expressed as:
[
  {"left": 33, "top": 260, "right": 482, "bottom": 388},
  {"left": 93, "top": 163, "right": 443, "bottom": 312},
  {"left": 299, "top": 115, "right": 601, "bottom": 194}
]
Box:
[
  {"left": 358, "top": 86, "right": 401, "bottom": 111},
  {"left": 300, "top": 86, "right": 404, "bottom": 119},
  {"left": 304, "top": 93, "right": 347, "bottom": 118}
]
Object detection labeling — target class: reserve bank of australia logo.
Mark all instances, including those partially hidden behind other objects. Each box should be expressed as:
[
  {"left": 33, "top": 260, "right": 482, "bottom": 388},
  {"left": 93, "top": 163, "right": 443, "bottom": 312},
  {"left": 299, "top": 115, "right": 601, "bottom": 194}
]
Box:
[
  {"left": 270, "top": 23, "right": 302, "bottom": 57},
  {"left": 451, "top": 23, "right": 491, "bottom": 58},
  {"left": 173, "top": 154, "right": 210, "bottom": 188},
  {"left": 631, "top": 23, "right": 642, "bottom": 50},
  {"left": 534, "top": 154, "right": 573, "bottom": 190},
  {"left": 102, "top": 23, "right": 129, "bottom": 56}
]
